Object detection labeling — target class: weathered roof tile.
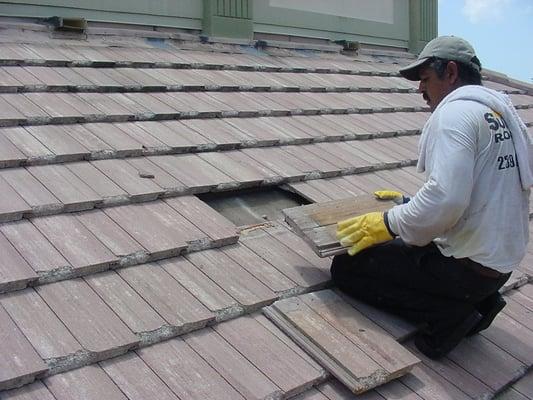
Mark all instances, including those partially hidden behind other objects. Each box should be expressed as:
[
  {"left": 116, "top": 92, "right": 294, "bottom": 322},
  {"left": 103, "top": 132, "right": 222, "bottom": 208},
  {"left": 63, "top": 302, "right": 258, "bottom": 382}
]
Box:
[{"left": 0, "top": 304, "right": 47, "bottom": 390}]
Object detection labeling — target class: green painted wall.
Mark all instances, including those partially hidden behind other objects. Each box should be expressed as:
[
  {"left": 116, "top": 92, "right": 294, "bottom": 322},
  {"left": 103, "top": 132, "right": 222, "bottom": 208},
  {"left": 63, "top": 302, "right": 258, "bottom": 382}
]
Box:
[
  {"left": 0, "top": 0, "right": 203, "bottom": 29},
  {"left": 0, "top": 0, "right": 437, "bottom": 50},
  {"left": 253, "top": 0, "right": 410, "bottom": 48}
]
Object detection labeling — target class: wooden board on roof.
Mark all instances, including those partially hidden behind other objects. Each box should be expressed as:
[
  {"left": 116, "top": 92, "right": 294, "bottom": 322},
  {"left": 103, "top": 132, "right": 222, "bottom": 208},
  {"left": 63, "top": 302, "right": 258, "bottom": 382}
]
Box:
[
  {"left": 283, "top": 194, "right": 396, "bottom": 257},
  {"left": 262, "top": 290, "right": 419, "bottom": 394}
]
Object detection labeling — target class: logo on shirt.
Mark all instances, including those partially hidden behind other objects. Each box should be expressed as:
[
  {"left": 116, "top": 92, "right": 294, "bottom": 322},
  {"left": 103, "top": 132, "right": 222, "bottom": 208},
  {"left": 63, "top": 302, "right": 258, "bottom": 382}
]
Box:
[
  {"left": 484, "top": 112, "right": 512, "bottom": 143},
  {"left": 484, "top": 112, "right": 518, "bottom": 171}
]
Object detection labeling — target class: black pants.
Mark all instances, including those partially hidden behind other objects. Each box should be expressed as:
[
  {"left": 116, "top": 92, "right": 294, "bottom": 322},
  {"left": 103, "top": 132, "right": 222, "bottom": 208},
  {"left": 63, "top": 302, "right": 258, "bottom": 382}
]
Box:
[{"left": 330, "top": 239, "right": 510, "bottom": 337}]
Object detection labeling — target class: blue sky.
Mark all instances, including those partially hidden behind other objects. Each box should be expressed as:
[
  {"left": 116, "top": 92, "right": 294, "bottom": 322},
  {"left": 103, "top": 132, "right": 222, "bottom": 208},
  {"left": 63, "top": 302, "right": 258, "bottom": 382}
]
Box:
[{"left": 438, "top": 0, "right": 532, "bottom": 83}]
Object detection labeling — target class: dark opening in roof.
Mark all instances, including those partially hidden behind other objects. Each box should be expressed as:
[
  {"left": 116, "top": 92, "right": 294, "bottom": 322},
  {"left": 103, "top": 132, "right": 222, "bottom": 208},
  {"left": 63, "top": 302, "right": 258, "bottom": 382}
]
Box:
[{"left": 199, "top": 187, "right": 310, "bottom": 227}]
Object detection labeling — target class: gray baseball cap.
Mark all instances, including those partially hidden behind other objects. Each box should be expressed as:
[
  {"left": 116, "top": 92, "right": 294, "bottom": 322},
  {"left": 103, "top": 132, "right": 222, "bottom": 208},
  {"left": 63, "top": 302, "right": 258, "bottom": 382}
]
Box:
[{"left": 399, "top": 36, "right": 481, "bottom": 81}]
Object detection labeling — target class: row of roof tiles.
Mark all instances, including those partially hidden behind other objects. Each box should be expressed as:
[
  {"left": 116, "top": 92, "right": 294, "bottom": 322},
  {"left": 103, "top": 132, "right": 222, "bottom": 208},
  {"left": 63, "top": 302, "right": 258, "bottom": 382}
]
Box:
[
  {"left": 0, "top": 42, "right": 403, "bottom": 73},
  {"left": 3, "top": 278, "right": 533, "bottom": 399},
  {"left": 0, "top": 67, "right": 418, "bottom": 93},
  {"left": 0, "top": 136, "right": 419, "bottom": 220},
  {"left": 0, "top": 91, "right": 433, "bottom": 127},
  {"left": 0, "top": 113, "right": 427, "bottom": 167}
]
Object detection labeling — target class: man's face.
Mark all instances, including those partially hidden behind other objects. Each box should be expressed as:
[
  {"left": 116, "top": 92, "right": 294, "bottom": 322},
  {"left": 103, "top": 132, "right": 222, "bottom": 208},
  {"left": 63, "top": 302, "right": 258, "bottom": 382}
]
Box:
[{"left": 418, "top": 64, "right": 456, "bottom": 112}]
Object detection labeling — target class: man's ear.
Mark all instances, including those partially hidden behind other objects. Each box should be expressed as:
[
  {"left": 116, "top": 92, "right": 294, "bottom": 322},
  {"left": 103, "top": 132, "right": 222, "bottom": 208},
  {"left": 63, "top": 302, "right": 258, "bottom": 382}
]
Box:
[{"left": 446, "top": 61, "right": 460, "bottom": 85}]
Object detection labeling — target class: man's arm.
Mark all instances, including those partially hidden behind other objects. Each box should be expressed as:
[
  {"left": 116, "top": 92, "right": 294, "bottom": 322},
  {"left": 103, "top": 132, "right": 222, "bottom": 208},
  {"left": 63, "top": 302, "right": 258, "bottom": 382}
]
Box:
[{"left": 387, "top": 104, "right": 478, "bottom": 245}]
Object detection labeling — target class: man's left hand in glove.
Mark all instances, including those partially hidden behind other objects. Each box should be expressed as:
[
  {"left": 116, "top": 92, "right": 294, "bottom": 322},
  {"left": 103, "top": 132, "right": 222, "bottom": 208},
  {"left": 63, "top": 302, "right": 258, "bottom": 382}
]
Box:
[{"left": 336, "top": 211, "right": 396, "bottom": 256}]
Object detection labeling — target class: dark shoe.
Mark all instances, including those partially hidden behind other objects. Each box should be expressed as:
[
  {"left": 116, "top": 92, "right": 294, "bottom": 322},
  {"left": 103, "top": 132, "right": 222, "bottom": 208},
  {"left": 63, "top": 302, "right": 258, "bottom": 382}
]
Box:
[
  {"left": 415, "top": 311, "right": 482, "bottom": 359},
  {"left": 467, "top": 293, "right": 506, "bottom": 336}
]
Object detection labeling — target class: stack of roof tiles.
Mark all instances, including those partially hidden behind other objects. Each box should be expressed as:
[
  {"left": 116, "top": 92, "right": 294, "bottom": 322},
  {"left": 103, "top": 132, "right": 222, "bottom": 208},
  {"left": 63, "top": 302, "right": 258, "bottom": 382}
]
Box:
[{"left": 0, "top": 33, "right": 533, "bottom": 400}]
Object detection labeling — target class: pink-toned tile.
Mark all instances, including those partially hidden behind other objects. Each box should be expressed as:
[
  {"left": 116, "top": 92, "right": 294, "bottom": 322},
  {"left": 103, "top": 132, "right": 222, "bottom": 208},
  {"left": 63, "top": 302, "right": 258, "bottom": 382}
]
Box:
[
  {"left": 0, "top": 232, "right": 38, "bottom": 292},
  {"left": 75, "top": 209, "right": 145, "bottom": 258},
  {"left": 31, "top": 213, "right": 118, "bottom": 272},
  {"left": 197, "top": 151, "right": 266, "bottom": 185},
  {"left": 74, "top": 93, "right": 130, "bottom": 120},
  {"left": 103, "top": 201, "right": 204, "bottom": 257},
  {"left": 222, "top": 243, "right": 296, "bottom": 294},
  {"left": 65, "top": 162, "right": 128, "bottom": 204},
  {"left": 24, "top": 125, "right": 90, "bottom": 161},
  {"left": 91, "top": 158, "right": 163, "bottom": 201},
  {"left": 138, "top": 338, "right": 245, "bottom": 400},
  {"left": 158, "top": 256, "right": 237, "bottom": 313},
  {"left": 0, "top": 67, "right": 34, "bottom": 87},
  {"left": 118, "top": 263, "right": 214, "bottom": 329},
  {"left": 100, "top": 353, "right": 180, "bottom": 400},
  {"left": 23, "top": 67, "right": 69, "bottom": 87},
  {"left": 27, "top": 164, "right": 101, "bottom": 211},
  {"left": 184, "top": 327, "right": 282, "bottom": 399},
  {"left": 62, "top": 124, "right": 114, "bottom": 154},
  {"left": 23, "top": 93, "right": 81, "bottom": 123},
  {"left": 215, "top": 315, "right": 324, "bottom": 395},
  {"left": 241, "top": 229, "right": 329, "bottom": 288},
  {"left": 36, "top": 279, "right": 138, "bottom": 357},
  {"left": 0, "top": 175, "right": 31, "bottom": 221},
  {"left": 0, "top": 380, "right": 56, "bottom": 400},
  {"left": 149, "top": 153, "right": 234, "bottom": 191},
  {"left": 133, "top": 120, "right": 198, "bottom": 150},
  {"left": 45, "top": 365, "right": 127, "bottom": 400},
  {"left": 0, "top": 220, "right": 70, "bottom": 274},
  {"left": 0, "top": 130, "right": 26, "bottom": 167},
  {"left": 0, "top": 95, "right": 27, "bottom": 125},
  {"left": 84, "top": 271, "right": 166, "bottom": 335},
  {"left": 0, "top": 288, "right": 83, "bottom": 361},
  {"left": 124, "top": 157, "right": 185, "bottom": 194},
  {"left": 164, "top": 196, "right": 237, "bottom": 245},
  {"left": 185, "top": 248, "right": 276, "bottom": 309},
  {"left": 84, "top": 122, "right": 143, "bottom": 156},
  {"left": 0, "top": 127, "right": 52, "bottom": 160},
  {"left": 53, "top": 67, "right": 95, "bottom": 87},
  {"left": 181, "top": 118, "right": 248, "bottom": 148},
  {"left": 0, "top": 168, "right": 61, "bottom": 212},
  {"left": 0, "top": 304, "right": 47, "bottom": 390}
]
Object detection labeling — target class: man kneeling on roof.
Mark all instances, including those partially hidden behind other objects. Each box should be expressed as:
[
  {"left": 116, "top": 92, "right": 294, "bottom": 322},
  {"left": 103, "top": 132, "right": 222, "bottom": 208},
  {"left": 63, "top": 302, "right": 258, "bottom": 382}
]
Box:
[{"left": 331, "top": 36, "right": 532, "bottom": 359}]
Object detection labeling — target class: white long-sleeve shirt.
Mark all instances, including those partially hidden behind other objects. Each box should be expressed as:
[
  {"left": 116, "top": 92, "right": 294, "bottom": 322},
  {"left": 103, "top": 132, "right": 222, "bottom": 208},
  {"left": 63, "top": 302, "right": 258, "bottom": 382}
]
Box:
[{"left": 387, "top": 97, "right": 529, "bottom": 273}]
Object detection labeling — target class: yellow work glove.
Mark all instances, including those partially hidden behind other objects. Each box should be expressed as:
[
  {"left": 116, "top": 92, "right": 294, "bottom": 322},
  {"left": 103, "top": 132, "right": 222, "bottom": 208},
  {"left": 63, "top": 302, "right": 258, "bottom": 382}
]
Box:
[
  {"left": 374, "top": 190, "right": 402, "bottom": 200},
  {"left": 336, "top": 212, "right": 394, "bottom": 256},
  {"left": 374, "top": 190, "right": 409, "bottom": 205}
]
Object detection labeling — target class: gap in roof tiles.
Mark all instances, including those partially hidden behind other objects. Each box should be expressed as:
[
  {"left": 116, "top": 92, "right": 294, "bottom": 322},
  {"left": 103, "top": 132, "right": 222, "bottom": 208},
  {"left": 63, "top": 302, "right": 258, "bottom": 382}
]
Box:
[{"left": 199, "top": 187, "right": 310, "bottom": 227}]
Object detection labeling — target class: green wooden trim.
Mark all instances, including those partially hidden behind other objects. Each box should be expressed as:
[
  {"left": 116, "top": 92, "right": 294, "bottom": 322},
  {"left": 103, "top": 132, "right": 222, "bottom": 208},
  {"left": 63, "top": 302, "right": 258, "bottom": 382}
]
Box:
[
  {"left": 253, "top": 0, "right": 410, "bottom": 47},
  {"left": 203, "top": 0, "right": 253, "bottom": 39},
  {"left": 409, "top": 0, "right": 438, "bottom": 53},
  {"left": 0, "top": 1, "right": 202, "bottom": 29},
  {"left": 1, "top": 0, "right": 201, "bottom": 18},
  {"left": 253, "top": 24, "right": 408, "bottom": 48}
]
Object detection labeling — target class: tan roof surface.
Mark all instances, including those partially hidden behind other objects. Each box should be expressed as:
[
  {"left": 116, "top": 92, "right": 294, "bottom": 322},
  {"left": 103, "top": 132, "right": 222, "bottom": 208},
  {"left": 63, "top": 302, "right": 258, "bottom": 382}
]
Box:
[{"left": 0, "top": 27, "right": 532, "bottom": 399}]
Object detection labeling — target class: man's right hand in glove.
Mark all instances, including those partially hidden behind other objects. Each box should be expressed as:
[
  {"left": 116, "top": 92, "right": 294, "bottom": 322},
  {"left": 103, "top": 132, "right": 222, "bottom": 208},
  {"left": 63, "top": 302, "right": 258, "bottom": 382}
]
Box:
[{"left": 336, "top": 212, "right": 395, "bottom": 255}]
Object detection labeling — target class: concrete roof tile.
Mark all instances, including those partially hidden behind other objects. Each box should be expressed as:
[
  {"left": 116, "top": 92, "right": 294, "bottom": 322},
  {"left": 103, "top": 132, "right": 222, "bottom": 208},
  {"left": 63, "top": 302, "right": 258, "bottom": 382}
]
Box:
[
  {"left": 0, "top": 380, "right": 56, "bottom": 400},
  {"left": 0, "top": 288, "right": 83, "bottom": 362},
  {"left": 45, "top": 365, "right": 127, "bottom": 400},
  {"left": 0, "top": 219, "right": 70, "bottom": 274},
  {"left": 36, "top": 278, "right": 138, "bottom": 356},
  {"left": 138, "top": 337, "right": 245, "bottom": 400},
  {"left": 0, "top": 304, "right": 47, "bottom": 390},
  {"left": 84, "top": 271, "right": 167, "bottom": 335},
  {"left": 0, "top": 231, "right": 38, "bottom": 292},
  {"left": 100, "top": 353, "right": 180, "bottom": 400},
  {"left": 185, "top": 248, "right": 276, "bottom": 309}
]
